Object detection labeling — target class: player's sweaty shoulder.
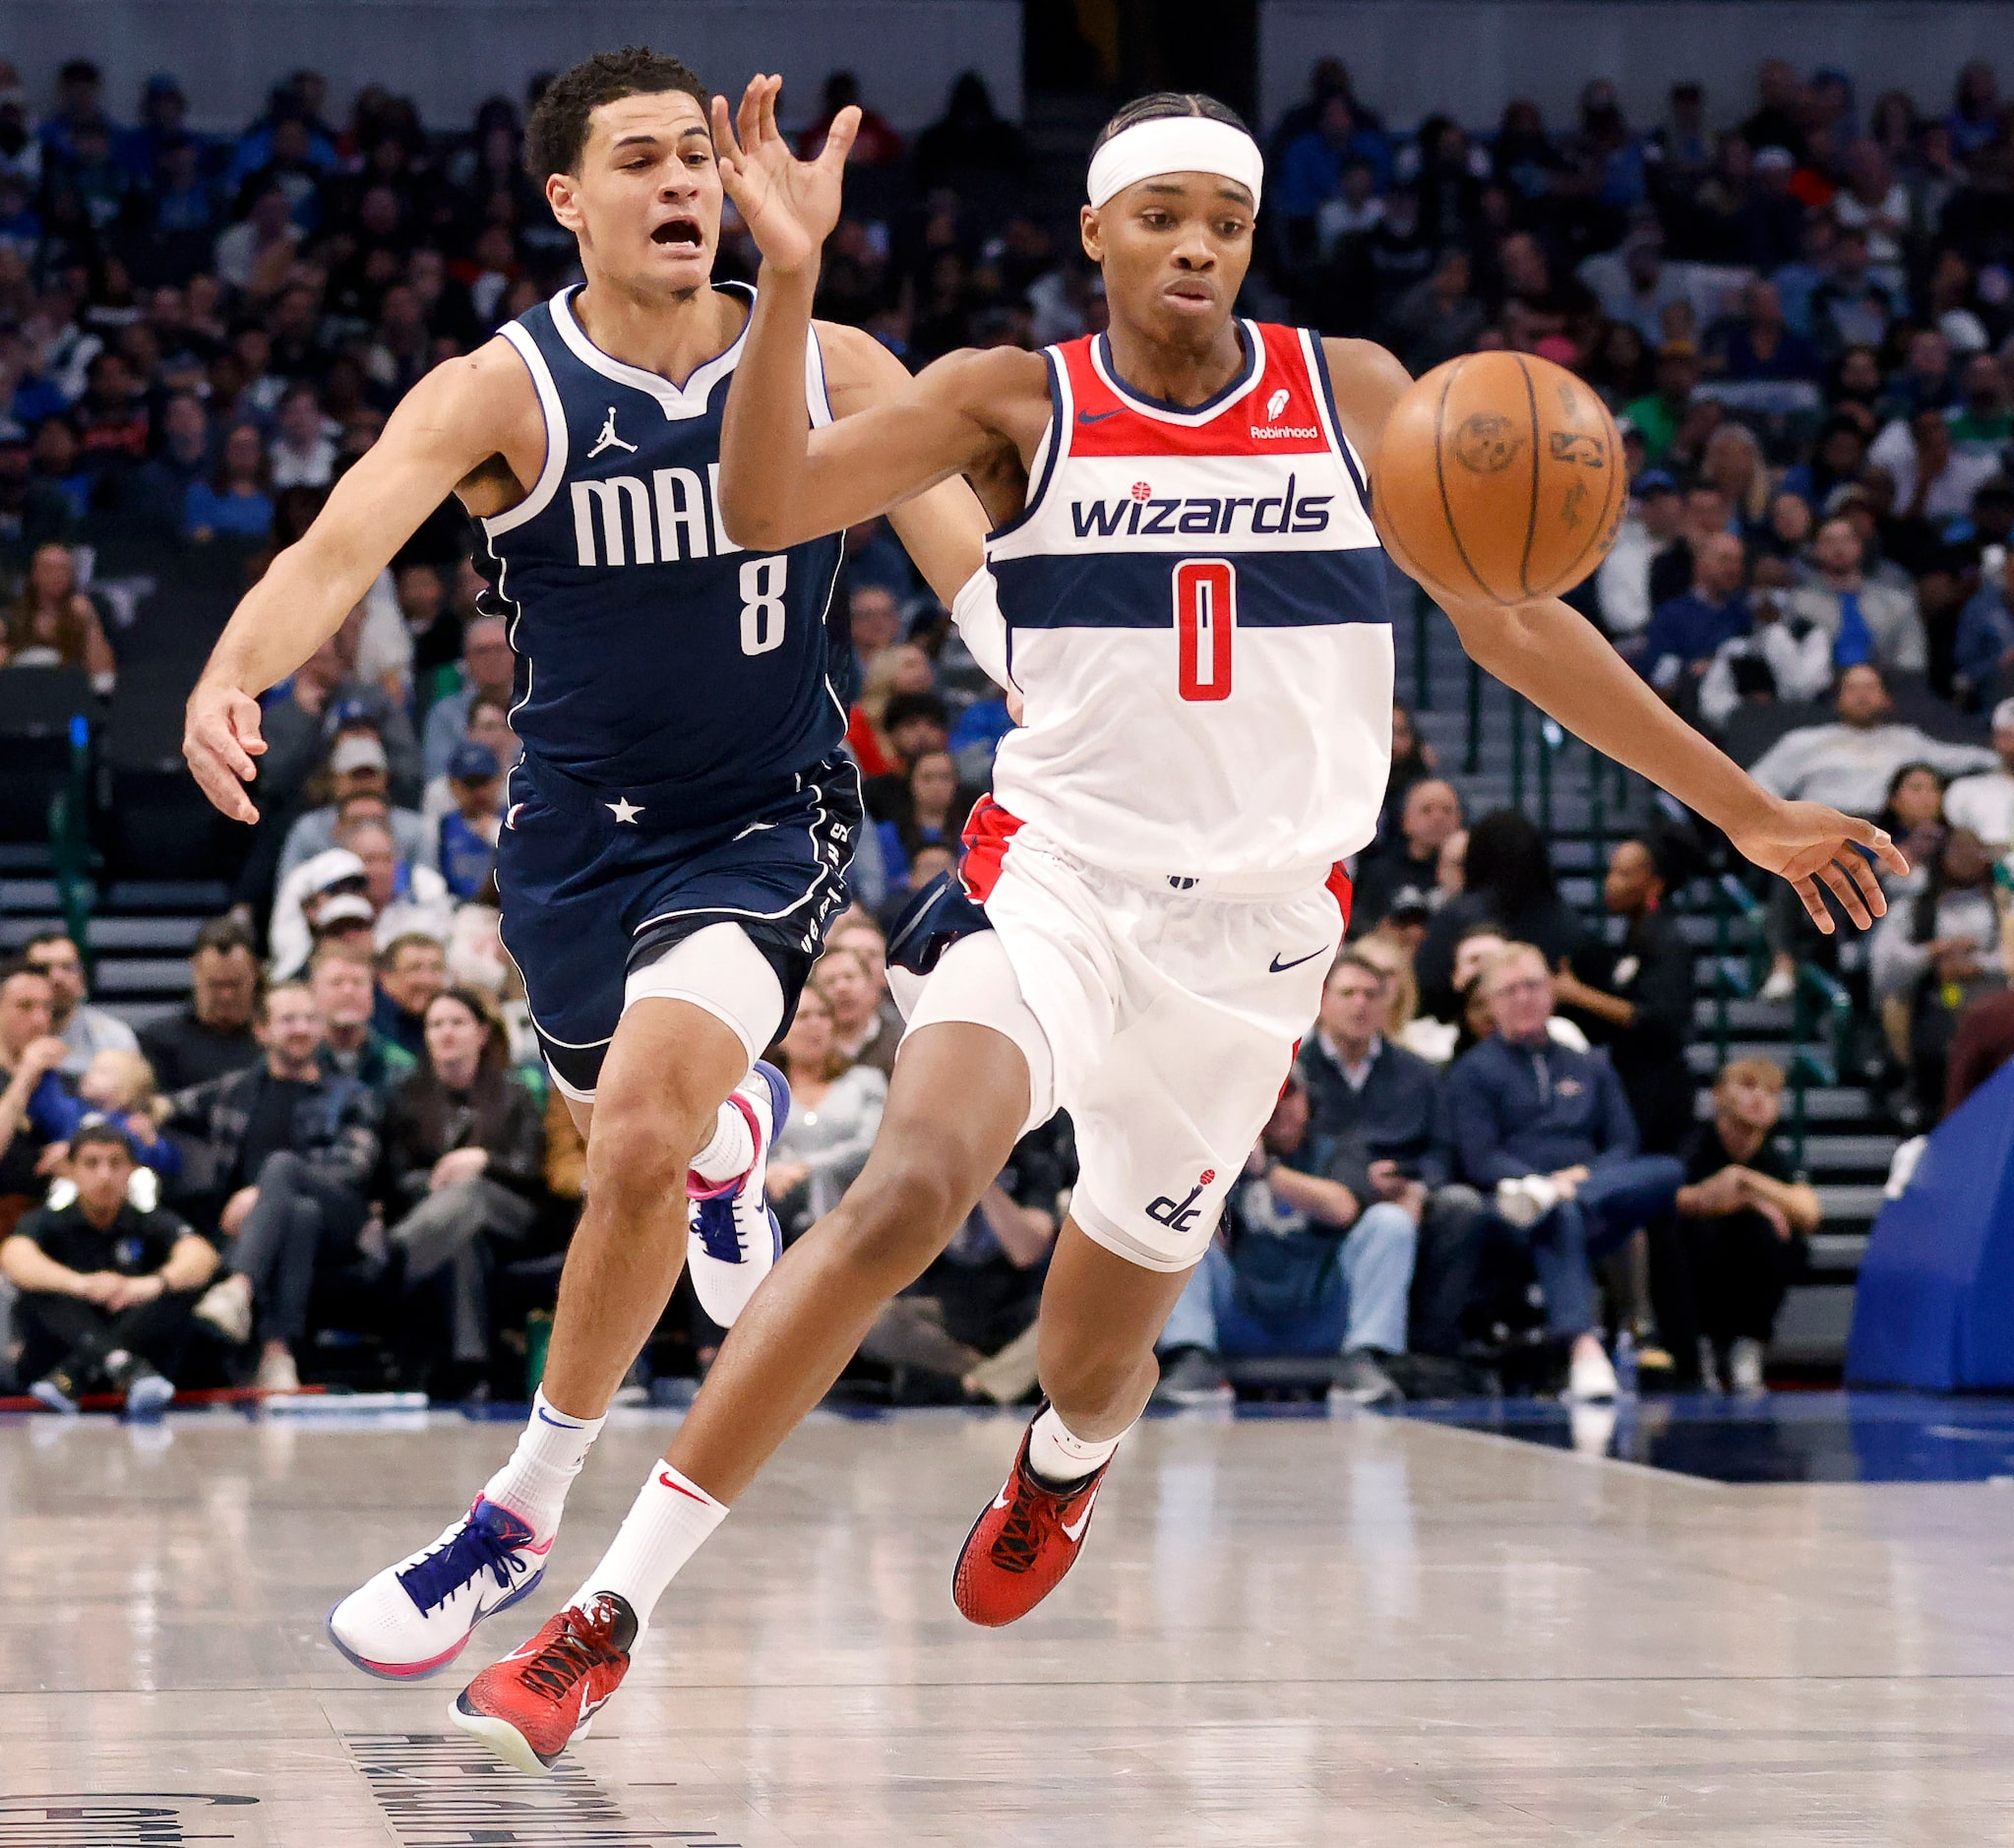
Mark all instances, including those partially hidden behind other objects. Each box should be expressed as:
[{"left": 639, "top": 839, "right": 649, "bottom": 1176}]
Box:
[
  {"left": 1319, "top": 337, "right": 1413, "bottom": 461},
  {"left": 391, "top": 335, "right": 545, "bottom": 515}
]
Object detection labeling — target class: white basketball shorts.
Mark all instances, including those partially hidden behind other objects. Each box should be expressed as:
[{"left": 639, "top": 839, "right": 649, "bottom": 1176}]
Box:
[{"left": 904, "top": 806, "right": 1350, "bottom": 1271}]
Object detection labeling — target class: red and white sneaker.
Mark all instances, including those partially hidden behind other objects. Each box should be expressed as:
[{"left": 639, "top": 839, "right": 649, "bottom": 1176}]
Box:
[
  {"left": 451, "top": 1592, "right": 637, "bottom": 1774},
  {"left": 951, "top": 1406, "right": 1111, "bottom": 1628}
]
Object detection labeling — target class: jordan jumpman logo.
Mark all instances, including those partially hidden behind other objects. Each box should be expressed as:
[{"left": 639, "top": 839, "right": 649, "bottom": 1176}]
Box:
[{"left": 587, "top": 407, "right": 638, "bottom": 460}]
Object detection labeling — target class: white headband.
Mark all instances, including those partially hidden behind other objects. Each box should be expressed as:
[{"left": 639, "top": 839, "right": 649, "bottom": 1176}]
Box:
[{"left": 1086, "top": 115, "right": 1263, "bottom": 214}]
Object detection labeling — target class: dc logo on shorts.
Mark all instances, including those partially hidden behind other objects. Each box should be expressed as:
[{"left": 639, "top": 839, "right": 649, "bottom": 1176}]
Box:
[{"left": 1145, "top": 1168, "right": 1217, "bottom": 1233}]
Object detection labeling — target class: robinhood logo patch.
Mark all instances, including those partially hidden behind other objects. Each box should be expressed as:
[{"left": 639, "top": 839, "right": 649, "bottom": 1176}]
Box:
[
  {"left": 345, "top": 1733, "right": 739, "bottom": 1846},
  {"left": 0, "top": 1794, "right": 258, "bottom": 1845}
]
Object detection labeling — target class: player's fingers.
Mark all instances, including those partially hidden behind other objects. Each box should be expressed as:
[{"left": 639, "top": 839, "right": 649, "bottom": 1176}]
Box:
[
  {"left": 821, "top": 104, "right": 861, "bottom": 171},
  {"left": 710, "top": 94, "right": 744, "bottom": 166},
  {"left": 186, "top": 743, "right": 258, "bottom": 824},
  {"left": 1792, "top": 874, "right": 1835, "bottom": 934},
  {"left": 228, "top": 692, "right": 267, "bottom": 757},
  {"left": 1815, "top": 857, "right": 1873, "bottom": 931},
  {"left": 197, "top": 715, "right": 257, "bottom": 783},
  {"left": 760, "top": 74, "right": 783, "bottom": 150},
  {"left": 736, "top": 77, "right": 763, "bottom": 154},
  {"left": 1839, "top": 843, "right": 1887, "bottom": 919},
  {"left": 1843, "top": 814, "right": 1911, "bottom": 879}
]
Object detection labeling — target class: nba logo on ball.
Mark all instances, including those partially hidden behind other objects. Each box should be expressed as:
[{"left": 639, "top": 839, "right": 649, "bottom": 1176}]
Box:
[
  {"left": 1452, "top": 411, "right": 1523, "bottom": 474},
  {"left": 1372, "top": 350, "right": 1626, "bottom": 606}
]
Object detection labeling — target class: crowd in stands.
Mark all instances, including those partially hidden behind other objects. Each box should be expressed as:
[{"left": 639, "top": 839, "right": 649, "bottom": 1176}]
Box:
[{"left": 3, "top": 44, "right": 2014, "bottom": 1412}]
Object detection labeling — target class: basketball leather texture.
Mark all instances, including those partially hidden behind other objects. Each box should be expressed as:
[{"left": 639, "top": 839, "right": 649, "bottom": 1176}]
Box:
[{"left": 1372, "top": 350, "right": 1625, "bottom": 607}]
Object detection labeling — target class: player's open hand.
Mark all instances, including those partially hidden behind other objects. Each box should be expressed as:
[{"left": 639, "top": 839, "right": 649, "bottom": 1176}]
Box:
[
  {"left": 184, "top": 681, "right": 267, "bottom": 825},
  {"left": 1728, "top": 798, "right": 1910, "bottom": 933},
  {"left": 710, "top": 75, "right": 858, "bottom": 275}
]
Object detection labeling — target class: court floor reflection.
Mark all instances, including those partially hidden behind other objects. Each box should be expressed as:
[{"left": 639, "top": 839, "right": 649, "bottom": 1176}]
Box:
[
  {"left": 1388, "top": 1388, "right": 2014, "bottom": 1482},
  {"left": 5, "top": 1400, "right": 2013, "bottom": 1845}
]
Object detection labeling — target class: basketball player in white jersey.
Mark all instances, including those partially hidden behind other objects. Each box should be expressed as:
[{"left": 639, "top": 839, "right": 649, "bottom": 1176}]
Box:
[{"left": 441, "top": 79, "right": 1903, "bottom": 1772}]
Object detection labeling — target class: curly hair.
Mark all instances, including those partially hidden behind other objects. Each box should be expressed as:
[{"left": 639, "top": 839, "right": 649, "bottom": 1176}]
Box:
[{"left": 525, "top": 46, "right": 708, "bottom": 181}]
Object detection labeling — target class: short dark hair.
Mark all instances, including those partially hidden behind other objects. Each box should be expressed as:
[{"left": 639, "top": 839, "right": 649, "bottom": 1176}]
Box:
[
  {"left": 1326, "top": 951, "right": 1387, "bottom": 988},
  {"left": 883, "top": 691, "right": 950, "bottom": 732},
  {"left": 381, "top": 931, "right": 447, "bottom": 970},
  {"left": 1093, "top": 91, "right": 1250, "bottom": 154},
  {"left": 0, "top": 954, "right": 49, "bottom": 992},
  {"left": 195, "top": 915, "right": 257, "bottom": 958},
  {"left": 68, "top": 1119, "right": 136, "bottom": 1162},
  {"left": 526, "top": 46, "right": 708, "bottom": 181}
]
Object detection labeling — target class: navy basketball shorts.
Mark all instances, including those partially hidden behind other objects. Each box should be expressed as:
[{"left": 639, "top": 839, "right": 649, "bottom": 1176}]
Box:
[{"left": 498, "top": 753, "right": 863, "bottom": 1100}]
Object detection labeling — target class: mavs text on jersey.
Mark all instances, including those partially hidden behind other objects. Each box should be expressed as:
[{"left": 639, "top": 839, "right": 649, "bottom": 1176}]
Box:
[{"left": 481, "top": 283, "right": 862, "bottom": 1097}]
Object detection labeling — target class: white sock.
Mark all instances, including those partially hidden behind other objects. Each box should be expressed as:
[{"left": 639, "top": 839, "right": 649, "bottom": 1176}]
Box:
[
  {"left": 1026, "top": 1404, "right": 1127, "bottom": 1488},
  {"left": 480, "top": 1388, "right": 606, "bottom": 1541},
  {"left": 689, "top": 1093, "right": 757, "bottom": 1187},
  {"left": 571, "top": 1461, "right": 726, "bottom": 1637}
]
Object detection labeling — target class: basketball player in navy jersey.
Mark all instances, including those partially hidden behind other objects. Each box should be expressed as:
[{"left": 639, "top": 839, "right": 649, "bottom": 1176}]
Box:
[
  {"left": 182, "top": 50, "right": 992, "bottom": 1682},
  {"left": 430, "top": 79, "right": 1905, "bottom": 1775}
]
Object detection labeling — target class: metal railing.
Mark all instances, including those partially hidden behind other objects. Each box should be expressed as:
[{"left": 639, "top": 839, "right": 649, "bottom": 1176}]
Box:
[
  {"left": 1705, "top": 871, "right": 1840, "bottom": 1174},
  {"left": 47, "top": 712, "right": 94, "bottom": 975}
]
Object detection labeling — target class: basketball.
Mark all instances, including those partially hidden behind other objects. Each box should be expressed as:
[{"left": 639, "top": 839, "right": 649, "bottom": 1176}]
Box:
[{"left": 1372, "top": 349, "right": 1626, "bottom": 608}]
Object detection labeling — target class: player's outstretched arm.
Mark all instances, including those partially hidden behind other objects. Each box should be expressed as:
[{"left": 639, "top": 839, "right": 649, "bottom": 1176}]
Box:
[
  {"left": 1322, "top": 336, "right": 1909, "bottom": 932},
  {"left": 183, "top": 344, "right": 529, "bottom": 823},
  {"left": 712, "top": 76, "right": 1016, "bottom": 552}
]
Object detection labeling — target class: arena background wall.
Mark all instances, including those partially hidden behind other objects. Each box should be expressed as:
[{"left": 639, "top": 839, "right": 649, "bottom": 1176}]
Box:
[
  {"left": 1261, "top": 2, "right": 2008, "bottom": 133},
  {"left": 0, "top": 0, "right": 1021, "bottom": 130}
]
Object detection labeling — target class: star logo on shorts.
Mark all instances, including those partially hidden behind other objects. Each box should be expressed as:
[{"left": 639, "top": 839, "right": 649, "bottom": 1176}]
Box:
[{"left": 606, "top": 797, "right": 643, "bottom": 825}]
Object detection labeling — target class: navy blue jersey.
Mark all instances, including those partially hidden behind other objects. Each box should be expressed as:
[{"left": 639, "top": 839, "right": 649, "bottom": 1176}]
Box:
[{"left": 479, "top": 283, "right": 848, "bottom": 826}]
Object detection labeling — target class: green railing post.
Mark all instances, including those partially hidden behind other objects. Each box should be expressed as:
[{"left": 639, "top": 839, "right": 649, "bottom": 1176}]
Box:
[
  {"left": 1587, "top": 737, "right": 1608, "bottom": 873},
  {"left": 1413, "top": 585, "right": 1431, "bottom": 712},
  {"left": 1789, "top": 1053, "right": 1812, "bottom": 1174},
  {"left": 1536, "top": 716, "right": 1556, "bottom": 838},
  {"left": 1508, "top": 696, "right": 1526, "bottom": 811},
  {"left": 1464, "top": 655, "right": 1482, "bottom": 776},
  {"left": 48, "top": 712, "right": 93, "bottom": 975}
]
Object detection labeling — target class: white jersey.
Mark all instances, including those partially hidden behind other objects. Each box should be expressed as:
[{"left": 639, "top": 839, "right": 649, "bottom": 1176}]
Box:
[{"left": 975, "top": 319, "right": 1392, "bottom": 887}]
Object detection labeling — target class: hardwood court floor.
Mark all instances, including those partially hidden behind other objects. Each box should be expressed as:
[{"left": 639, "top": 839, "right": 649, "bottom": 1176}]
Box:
[{"left": 3, "top": 1400, "right": 2013, "bottom": 1845}]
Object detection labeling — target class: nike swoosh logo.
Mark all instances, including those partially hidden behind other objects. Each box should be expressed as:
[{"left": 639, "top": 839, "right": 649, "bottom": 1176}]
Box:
[
  {"left": 657, "top": 1470, "right": 718, "bottom": 1507},
  {"left": 733, "top": 819, "right": 778, "bottom": 840},
  {"left": 1269, "top": 948, "right": 1327, "bottom": 973},
  {"left": 991, "top": 1482, "right": 1012, "bottom": 1511},
  {"left": 1075, "top": 408, "right": 1120, "bottom": 423},
  {"left": 1060, "top": 1487, "right": 1099, "bottom": 1542}
]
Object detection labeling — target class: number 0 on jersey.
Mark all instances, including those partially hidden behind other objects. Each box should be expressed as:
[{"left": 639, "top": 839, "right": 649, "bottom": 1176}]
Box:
[{"left": 1174, "top": 558, "right": 1236, "bottom": 703}]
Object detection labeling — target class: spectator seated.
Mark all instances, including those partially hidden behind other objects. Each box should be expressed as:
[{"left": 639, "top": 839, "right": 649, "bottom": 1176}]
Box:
[
  {"left": 166, "top": 979, "right": 382, "bottom": 1395},
  {"left": 380, "top": 988, "right": 546, "bottom": 1397},
  {"left": 0, "top": 1122, "right": 217, "bottom": 1413},
  {"left": 1442, "top": 944, "right": 1684, "bottom": 1400},
  {"left": 1650, "top": 1059, "right": 1820, "bottom": 1391},
  {"left": 1154, "top": 1069, "right": 1416, "bottom": 1406}
]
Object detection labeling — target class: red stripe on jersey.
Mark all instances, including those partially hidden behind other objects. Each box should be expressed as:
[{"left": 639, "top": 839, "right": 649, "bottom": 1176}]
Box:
[
  {"left": 958, "top": 796, "right": 1025, "bottom": 903},
  {"left": 1060, "top": 324, "right": 1331, "bottom": 459},
  {"left": 1326, "top": 861, "right": 1354, "bottom": 932}
]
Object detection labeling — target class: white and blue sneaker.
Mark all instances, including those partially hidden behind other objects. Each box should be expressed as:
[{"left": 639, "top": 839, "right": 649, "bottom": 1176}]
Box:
[
  {"left": 328, "top": 1498, "right": 551, "bottom": 1680},
  {"left": 686, "top": 1060, "right": 790, "bottom": 1328}
]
